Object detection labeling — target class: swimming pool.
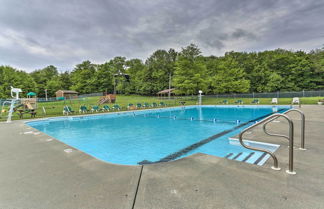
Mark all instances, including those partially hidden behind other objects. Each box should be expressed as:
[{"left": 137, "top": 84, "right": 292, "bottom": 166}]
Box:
[{"left": 27, "top": 105, "right": 290, "bottom": 165}]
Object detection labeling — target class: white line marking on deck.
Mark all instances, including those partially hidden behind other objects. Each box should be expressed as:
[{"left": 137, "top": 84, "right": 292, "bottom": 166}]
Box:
[
  {"left": 23, "top": 131, "right": 33, "bottom": 134},
  {"left": 64, "top": 148, "right": 73, "bottom": 153}
]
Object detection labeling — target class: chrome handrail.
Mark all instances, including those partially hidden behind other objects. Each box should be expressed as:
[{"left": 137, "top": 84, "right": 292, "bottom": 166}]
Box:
[
  {"left": 263, "top": 109, "right": 305, "bottom": 150},
  {"left": 239, "top": 113, "right": 296, "bottom": 175},
  {"left": 284, "top": 109, "right": 305, "bottom": 150},
  {"left": 263, "top": 117, "right": 289, "bottom": 141}
]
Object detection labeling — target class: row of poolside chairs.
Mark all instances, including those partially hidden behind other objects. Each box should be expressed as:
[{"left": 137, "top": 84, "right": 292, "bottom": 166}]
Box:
[
  {"left": 63, "top": 104, "right": 121, "bottom": 115},
  {"left": 127, "top": 102, "right": 167, "bottom": 110},
  {"left": 219, "top": 97, "right": 300, "bottom": 105},
  {"left": 63, "top": 102, "right": 168, "bottom": 115},
  {"left": 219, "top": 99, "right": 259, "bottom": 104},
  {"left": 79, "top": 104, "right": 121, "bottom": 113},
  {"left": 219, "top": 99, "right": 252, "bottom": 105}
]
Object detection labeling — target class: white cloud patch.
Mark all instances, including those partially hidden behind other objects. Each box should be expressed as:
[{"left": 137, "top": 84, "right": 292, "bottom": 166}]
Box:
[{"left": 0, "top": 0, "right": 323, "bottom": 71}]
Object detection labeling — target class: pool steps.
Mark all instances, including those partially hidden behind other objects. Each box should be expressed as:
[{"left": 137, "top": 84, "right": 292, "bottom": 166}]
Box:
[{"left": 225, "top": 151, "right": 269, "bottom": 165}]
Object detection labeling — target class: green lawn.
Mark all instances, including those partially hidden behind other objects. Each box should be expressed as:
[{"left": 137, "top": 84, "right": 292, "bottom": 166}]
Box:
[
  {"left": 202, "top": 96, "right": 323, "bottom": 105},
  {"left": 0, "top": 95, "right": 323, "bottom": 121}
]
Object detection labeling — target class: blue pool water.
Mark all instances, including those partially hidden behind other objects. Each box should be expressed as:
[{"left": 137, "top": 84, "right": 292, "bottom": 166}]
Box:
[{"left": 27, "top": 105, "right": 290, "bottom": 165}]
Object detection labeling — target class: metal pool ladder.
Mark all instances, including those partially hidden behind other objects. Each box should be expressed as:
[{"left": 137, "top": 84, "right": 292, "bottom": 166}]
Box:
[{"left": 238, "top": 109, "right": 306, "bottom": 175}]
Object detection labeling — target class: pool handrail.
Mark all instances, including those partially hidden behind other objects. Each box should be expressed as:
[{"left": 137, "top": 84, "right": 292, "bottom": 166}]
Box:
[
  {"left": 263, "top": 109, "right": 305, "bottom": 150},
  {"left": 238, "top": 113, "right": 296, "bottom": 175}
]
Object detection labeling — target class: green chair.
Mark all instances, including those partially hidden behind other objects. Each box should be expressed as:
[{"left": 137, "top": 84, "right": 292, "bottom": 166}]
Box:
[
  {"left": 103, "top": 105, "right": 110, "bottom": 111},
  {"left": 159, "top": 102, "right": 166, "bottom": 107},
  {"left": 143, "top": 102, "right": 150, "bottom": 108},
  {"left": 91, "top": 105, "right": 100, "bottom": 112},
  {"left": 63, "top": 106, "right": 75, "bottom": 115},
  {"left": 63, "top": 106, "right": 69, "bottom": 115},
  {"left": 221, "top": 100, "right": 228, "bottom": 104},
  {"left": 151, "top": 102, "right": 158, "bottom": 108},
  {"left": 79, "top": 105, "right": 89, "bottom": 113},
  {"left": 234, "top": 100, "right": 243, "bottom": 104},
  {"left": 112, "top": 104, "right": 121, "bottom": 111},
  {"left": 136, "top": 103, "right": 142, "bottom": 109},
  {"left": 127, "top": 103, "right": 134, "bottom": 110},
  {"left": 251, "top": 99, "right": 259, "bottom": 104}
]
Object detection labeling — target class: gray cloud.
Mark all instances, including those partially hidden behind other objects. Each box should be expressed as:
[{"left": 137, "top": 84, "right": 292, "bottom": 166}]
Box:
[{"left": 0, "top": 0, "right": 323, "bottom": 72}]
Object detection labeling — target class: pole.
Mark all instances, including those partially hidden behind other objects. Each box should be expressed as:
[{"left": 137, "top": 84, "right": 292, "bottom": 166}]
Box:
[
  {"left": 168, "top": 73, "right": 171, "bottom": 100},
  {"left": 198, "top": 90, "right": 203, "bottom": 105},
  {"left": 45, "top": 89, "right": 48, "bottom": 101},
  {"left": 113, "top": 76, "right": 116, "bottom": 94}
]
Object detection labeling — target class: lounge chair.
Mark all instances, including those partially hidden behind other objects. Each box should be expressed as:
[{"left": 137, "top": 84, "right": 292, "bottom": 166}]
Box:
[
  {"left": 221, "top": 100, "right": 228, "bottom": 104},
  {"left": 103, "top": 105, "right": 110, "bottom": 112},
  {"left": 136, "top": 103, "right": 142, "bottom": 109},
  {"left": 151, "top": 102, "right": 158, "bottom": 108},
  {"left": 91, "top": 105, "right": 100, "bottom": 113},
  {"left": 143, "top": 102, "right": 150, "bottom": 108},
  {"left": 79, "top": 105, "right": 89, "bottom": 113},
  {"left": 159, "top": 102, "right": 166, "bottom": 107},
  {"left": 112, "top": 104, "right": 121, "bottom": 111},
  {"left": 63, "top": 106, "right": 75, "bottom": 115},
  {"left": 292, "top": 97, "right": 300, "bottom": 104},
  {"left": 251, "top": 99, "right": 259, "bottom": 104},
  {"left": 271, "top": 98, "right": 278, "bottom": 104},
  {"left": 127, "top": 103, "right": 134, "bottom": 110},
  {"left": 179, "top": 101, "right": 186, "bottom": 106},
  {"left": 234, "top": 100, "right": 243, "bottom": 104}
]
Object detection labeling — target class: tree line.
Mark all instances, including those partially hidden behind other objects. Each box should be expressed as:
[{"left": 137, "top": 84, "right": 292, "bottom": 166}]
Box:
[{"left": 0, "top": 44, "right": 323, "bottom": 98}]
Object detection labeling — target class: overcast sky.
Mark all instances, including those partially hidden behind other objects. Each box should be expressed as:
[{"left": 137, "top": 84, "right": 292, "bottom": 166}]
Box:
[{"left": 1, "top": 0, "right": 324, "bottom": 72}]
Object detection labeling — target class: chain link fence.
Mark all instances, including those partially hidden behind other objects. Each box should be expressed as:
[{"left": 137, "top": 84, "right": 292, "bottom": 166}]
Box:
[
  {"left": 1, "top": 90, "right": 324, "bottom": 106},
  {"left": 204, "top": 90, "right": 324, "bottom": 99}
]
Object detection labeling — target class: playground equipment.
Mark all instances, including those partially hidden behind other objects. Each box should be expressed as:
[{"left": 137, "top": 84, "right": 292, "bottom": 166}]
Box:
[
  {"left": 22, "top": 92, "right": 37, "bottom": 110},
  {"left": 98, "top": 94, "right": 116, "bottom": 105},
  {"left": 1, "top": 89, "right": 38, "bottom": 122}
]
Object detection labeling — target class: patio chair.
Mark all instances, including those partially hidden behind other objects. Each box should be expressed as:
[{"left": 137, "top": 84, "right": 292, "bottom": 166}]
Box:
[
  {"left": 127, "top": 103, "right": 134, "bottom": 110},
  {"left": 136, "top": 103, "right": 142, "bottom": 109},
  {"left": 151, "top": 102, "right": 158, "bottom": 108},
  {"left": 292, "top": 97, "right": 300, "bottom": 104},
  {"left": 159, "top": 102, "right": 166, "bottom": 107},
  {"left": 63, "top": 106, "right": 74, "bottom": 115},
  {"left": 112, "top": 104, "right": 121, "bottom": 111},
  {"left": 103, "top": 105, "right": 110, "bottom": 112},
  {"left": 234, "top": 100, "right": 243, "bottom": 104},
  {"left": 143, "top": 102, "right": 150, "bottom": 108},
  {"left": 271, "top": 98, "right": 278, "bottom": 104},
  {"left": 221, "top": 100, "right": 228, "bottom": 104},
  {"left": 91, "top": 105, "right": 100, "bottom": 113},
  {"left": 251, "top": 99, "right": 260, "bottom": 104},
  {"left": 79, "top": 105, "right": 89, "bottom": 113}
]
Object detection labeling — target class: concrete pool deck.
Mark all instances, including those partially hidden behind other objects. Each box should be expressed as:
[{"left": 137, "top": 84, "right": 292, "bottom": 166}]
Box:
[{"left": 0, "top": 105, "right": 323, "bottom": 209}]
